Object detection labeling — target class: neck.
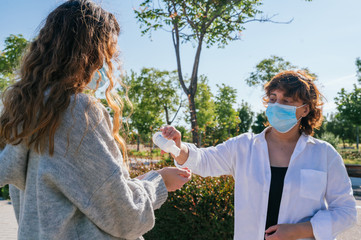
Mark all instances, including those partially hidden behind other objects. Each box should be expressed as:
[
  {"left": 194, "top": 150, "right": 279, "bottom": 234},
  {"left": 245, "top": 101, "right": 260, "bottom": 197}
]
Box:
[{"left": 267, "top": 125, "right": 301, "bottom": 144}]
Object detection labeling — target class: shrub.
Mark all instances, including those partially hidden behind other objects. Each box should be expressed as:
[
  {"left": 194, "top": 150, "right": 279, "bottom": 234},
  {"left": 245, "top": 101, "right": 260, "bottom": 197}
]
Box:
[
  {"left": 319, "top": 132, "right": 339, "bottom": 149},
  {"left": 340, "top": 150, "right": 361, "bottom": 165},
  {"left": 130, "top": 162, "right": 235, "bottom": 239},
  {"left": 0, "top": 185, "right": 10, "bottom": 200}
]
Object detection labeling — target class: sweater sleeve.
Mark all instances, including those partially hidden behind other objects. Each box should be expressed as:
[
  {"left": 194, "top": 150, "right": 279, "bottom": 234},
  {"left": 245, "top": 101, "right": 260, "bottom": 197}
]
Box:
[
  {"left": 46, "top": 95, "right": 168, "bottom": 239},
  {"left": 82, "top": 169, "right": 168, "bottom": 239},
  {"left": 310, "top": 146, "right": 357, "bottom": 239}
]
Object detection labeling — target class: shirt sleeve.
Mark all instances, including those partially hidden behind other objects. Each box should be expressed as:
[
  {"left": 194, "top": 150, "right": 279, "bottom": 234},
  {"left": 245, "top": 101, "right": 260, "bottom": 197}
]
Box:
[
  {"left": 310, "top": 146, "right": 357, "bottom": 240},
  {"left": 175, "top": 135, "right": 249, "bottom": 177}
]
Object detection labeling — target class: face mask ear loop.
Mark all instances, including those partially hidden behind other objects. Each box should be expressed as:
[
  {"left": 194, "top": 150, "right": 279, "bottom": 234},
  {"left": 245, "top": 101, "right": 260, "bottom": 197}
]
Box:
[
  {"left": 296, "top": 103, "right": 307, "bottom": 109},
  {"left": 296, "top": 103, "right": 308, "bottom": 121}
]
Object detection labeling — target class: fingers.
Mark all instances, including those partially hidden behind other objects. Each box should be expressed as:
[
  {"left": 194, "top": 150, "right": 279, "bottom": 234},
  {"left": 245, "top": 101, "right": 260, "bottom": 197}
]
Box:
[
  {"left": 265, "top": 234, "right": 277, "bottom": 240},
  {"left": 159, "top": 167, "right": 192, "bottom": 192},
  {"left": 136, "top": 174, "right": 145, "bottom": 180},
  {"left": 177, "top": 173, "right": 190, "bottom": 179},
  {"left": 162, "top": 126, "right": 175, "bottom": 139},
  {"left": 161, "top": 125, "right": 178, "bottom": 139},
  {"left": 265, "top": 225, "right": 278, "bottom": 239},
  {"left": 160, "top": 150, "right": 166, "bottom": 155},
  {"left": 265, "top": 225, "right": 278, "bottom": 234},
  {"left": 177, "top": 168, "right": 192, "bottom": 179}
]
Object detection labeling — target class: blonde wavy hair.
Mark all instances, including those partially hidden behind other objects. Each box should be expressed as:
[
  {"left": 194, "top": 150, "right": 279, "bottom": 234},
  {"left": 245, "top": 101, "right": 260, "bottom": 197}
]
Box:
[{"left": 0, "top": 0, "right": 131, "bottom": 166}]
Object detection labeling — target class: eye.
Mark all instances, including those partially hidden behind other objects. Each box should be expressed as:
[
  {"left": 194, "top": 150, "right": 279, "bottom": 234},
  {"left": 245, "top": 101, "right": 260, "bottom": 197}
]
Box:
[{"left": 283, "top": 98, "right": 293, "bottom": 104}]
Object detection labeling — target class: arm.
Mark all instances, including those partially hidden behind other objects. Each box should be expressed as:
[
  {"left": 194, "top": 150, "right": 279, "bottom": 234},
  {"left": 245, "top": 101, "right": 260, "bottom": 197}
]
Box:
[
  {"left": 161, "top": 126, "right": 238, "bottom": 177},
  {"left": 49, "top": 97, "right": 190, "bottom": 239},
  {"left": 309, "top": 148, "right": 357, "bottom": 239},
  {"left": 265, "top": 222, "right": 314, "bottom": 240},
  {"left": 265, "top": 146, "right": 357, "bottom": 240}
]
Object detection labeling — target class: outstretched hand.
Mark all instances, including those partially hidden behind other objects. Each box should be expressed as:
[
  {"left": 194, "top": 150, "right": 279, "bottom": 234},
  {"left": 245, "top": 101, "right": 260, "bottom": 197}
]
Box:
[{"left": 157, "top": 167, "right": 191, "bottom": 192}]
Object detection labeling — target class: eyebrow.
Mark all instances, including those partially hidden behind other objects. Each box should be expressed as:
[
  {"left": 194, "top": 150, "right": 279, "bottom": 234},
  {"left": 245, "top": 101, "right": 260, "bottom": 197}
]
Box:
[{"left": 269, "top": 93, "right": 294, "bottom": 100}]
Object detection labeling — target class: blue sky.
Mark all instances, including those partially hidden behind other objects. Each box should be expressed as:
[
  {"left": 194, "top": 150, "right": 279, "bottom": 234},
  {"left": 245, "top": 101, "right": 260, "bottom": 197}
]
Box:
[{"left": 1, "top": 0, "right": 360, "bottom": 125}]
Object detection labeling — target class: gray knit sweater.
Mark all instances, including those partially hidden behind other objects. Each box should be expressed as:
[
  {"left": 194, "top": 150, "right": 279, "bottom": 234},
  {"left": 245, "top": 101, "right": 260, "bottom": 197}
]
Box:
[{"left": 0, "top": 93, "right": 168, "bottom": 240}]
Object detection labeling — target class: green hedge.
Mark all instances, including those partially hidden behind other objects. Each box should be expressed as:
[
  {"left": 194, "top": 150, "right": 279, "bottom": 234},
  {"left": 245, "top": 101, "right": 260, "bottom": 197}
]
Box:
[
  {"left": 130, "top": 163, "right": 235, "bottom": 239},
  {"left": 0, "top": 185, "right": 10, "bottom": 200}
]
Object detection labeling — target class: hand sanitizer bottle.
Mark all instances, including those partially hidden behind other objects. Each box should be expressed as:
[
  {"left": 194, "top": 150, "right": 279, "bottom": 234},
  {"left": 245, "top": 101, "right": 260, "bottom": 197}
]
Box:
[{"left": 152, "top": 132, "right": 181, "bottom": 157}]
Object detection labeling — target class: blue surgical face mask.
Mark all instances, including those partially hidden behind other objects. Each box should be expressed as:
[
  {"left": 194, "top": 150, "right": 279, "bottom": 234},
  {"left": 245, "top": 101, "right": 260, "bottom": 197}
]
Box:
[
  {"left": 265, "top": 102, "right": 306, "bottom": 133},
  {"left": 88, "top": 64, "right": 109, "bottom": 89}
]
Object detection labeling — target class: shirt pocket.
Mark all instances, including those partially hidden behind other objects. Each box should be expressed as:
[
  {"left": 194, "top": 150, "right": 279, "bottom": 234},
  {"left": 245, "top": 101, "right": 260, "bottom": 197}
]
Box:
[{"left": 300, "top": 169, "right": 327, "bottom": 201}]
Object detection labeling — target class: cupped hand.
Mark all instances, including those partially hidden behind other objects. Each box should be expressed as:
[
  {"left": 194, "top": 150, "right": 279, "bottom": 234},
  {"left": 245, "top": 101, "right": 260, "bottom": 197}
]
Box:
[{"left": 157, "top": 167, "right": 191, "bottom": 192}]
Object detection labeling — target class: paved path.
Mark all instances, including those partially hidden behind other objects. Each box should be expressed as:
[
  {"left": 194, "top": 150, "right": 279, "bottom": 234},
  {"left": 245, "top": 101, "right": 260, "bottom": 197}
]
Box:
[{"left": 0, "top": 200, "right": 17, "bottom": 240}]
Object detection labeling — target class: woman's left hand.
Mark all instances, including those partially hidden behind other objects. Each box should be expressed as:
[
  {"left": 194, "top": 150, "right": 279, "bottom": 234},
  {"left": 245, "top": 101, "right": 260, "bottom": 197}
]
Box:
[{"left": 265, "top": 224, "right": 297, "bottom": 240}]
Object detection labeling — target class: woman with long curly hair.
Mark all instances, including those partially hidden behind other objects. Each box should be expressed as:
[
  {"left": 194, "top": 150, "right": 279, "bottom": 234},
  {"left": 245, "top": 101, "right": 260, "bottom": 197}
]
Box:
[
  {"left": 0, "top": 1, "right": 191, "bottom": 239},
  {"left": 164, "top": 70, "right": 357, "bottom": 240}
]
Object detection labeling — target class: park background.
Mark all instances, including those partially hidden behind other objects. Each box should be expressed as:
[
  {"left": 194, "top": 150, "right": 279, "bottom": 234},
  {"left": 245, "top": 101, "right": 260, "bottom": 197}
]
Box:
[{"left": 0, "top": 0, "right": 361, "bottom": 239}]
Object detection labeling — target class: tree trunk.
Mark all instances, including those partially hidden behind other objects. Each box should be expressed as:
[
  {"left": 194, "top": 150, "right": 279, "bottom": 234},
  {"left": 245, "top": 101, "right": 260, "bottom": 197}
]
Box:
[
  {"left": 357, "top": 126, "right": 359, "bottom": 150},
  {"left": 199, "top": 130, "right": 202, "bottom": 147},
  {"left": 188, "top": 95, "right": 199, "bottom": 146},
  {"left": 164, "top": 105, "right": 171, "bottom": 125},
  {"left": 171, "top": 15, "right": 203, "bottom": 146},
  {"left": 137, "top": 135, "right": 140, "bottom": 152}
]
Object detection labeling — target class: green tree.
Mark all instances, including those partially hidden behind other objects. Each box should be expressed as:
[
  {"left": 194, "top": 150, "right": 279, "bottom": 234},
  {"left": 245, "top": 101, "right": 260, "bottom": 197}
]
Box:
[
  {"left": 335, "top": 85, "right": 361, "bottom": 149},
  {"left": 246, "top": 55, "right": 317, "bottom": 86},
  {"left": 238, "top": 101, "right": 254, "bottom": 133},
  {"left": 193, "top": 75, "right": 216, "bottom": 146},
  {"left": 174, "top": 125, "right": 191, "bottom": 143},
  {"left": 212, "top": 83, "right": 240, "bottom": 143},
  {"left": 125, "top": 68, "right": 182, "bottom": 149},
  {"left": 251, "top": 111, "right": 267, "bottom": 134},
  {"left": 134, "top": 0, "right": 299, "bottom": 145},
  {"left": 0, "top": 34, "right": 29, "bottom": 92},
  {"left": 326, "top": 113, "right": 356, "bottom": 148}
]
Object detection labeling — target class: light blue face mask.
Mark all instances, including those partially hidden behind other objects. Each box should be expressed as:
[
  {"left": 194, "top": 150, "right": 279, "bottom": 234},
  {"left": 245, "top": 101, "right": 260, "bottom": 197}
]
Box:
[
  {"left": 265, "top": 102, "right": 306, "bottom": 133},
  {"left": 88, "top": 64, "right": 109, "bottom": 89}
]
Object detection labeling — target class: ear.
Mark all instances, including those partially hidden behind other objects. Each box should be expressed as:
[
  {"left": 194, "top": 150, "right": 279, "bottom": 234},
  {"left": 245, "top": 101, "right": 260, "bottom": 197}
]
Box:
[{"left": 302, "top": 104, "right": 310, "bottom": 117}]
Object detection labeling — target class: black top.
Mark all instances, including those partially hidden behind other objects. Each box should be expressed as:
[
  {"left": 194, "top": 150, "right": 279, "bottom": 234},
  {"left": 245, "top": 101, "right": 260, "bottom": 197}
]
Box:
[{"left": 265, "top": 166, "right": 288, "bottom": 231}]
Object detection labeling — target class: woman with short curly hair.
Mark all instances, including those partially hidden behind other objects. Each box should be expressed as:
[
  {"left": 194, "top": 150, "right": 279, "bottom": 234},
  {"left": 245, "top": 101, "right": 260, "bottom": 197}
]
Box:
[{"left": 165, "top": 70, "right": 357, "bottom": 240}]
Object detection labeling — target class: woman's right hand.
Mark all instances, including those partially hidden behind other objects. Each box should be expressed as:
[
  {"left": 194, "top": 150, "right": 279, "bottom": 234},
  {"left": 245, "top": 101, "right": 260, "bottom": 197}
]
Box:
[
  {"left": 157, "top": 167, "right": 191, "bottom": 192},
  {"left": 160, "top": 125, "right": 190, "bottom": 165},
  {"left": 161, "top": 126, "right": 182, "bottom": 148}
]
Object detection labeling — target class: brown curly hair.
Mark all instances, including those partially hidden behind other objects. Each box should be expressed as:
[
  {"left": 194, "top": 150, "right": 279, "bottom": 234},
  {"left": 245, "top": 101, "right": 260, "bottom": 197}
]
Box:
[
  {"left": 263, "top": 70, "right": 324, "bottom": 136},
  {"left": 0, "top": 0, "right": 130, "bottom": 165}
]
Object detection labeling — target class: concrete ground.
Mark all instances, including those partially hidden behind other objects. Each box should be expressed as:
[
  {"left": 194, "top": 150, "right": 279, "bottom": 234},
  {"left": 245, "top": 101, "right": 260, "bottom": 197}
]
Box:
[{"left": 0, "top": 200, "right": 17, "bottom": 240}]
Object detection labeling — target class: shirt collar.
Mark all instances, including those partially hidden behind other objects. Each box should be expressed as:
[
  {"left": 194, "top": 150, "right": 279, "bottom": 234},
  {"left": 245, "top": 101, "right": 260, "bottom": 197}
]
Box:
[
  {"left": 253, "top": 127, "right": 316, "bottom": 145},
  {"left": 253, "top": 127, "right": 270, "bottom": 144}
]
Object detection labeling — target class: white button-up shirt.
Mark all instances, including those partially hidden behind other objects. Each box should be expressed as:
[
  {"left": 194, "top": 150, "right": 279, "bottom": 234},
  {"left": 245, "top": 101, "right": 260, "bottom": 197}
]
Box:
[{"left": 176, "top": 128, "right": 357, "bottom": 240}]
